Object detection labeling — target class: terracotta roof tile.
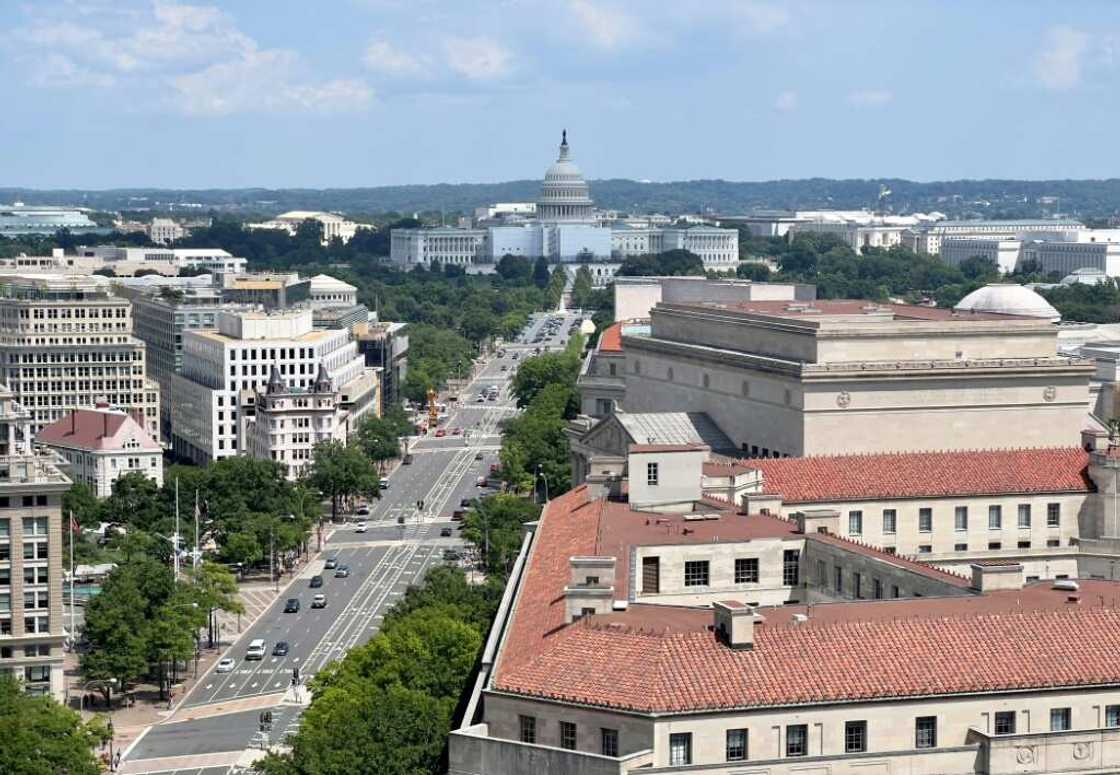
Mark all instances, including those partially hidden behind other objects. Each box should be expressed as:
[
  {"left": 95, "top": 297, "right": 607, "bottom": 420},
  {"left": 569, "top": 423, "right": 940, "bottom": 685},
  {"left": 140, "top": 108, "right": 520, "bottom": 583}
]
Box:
[
  {"left": 598, "top": 322, "right": 624, "bottom": 352},
  {"left": 705, "top": 447, "right": 1093, "bottom": 503},
  {"left": 36, "top": 408, "right": 160, "bottom": 452}
]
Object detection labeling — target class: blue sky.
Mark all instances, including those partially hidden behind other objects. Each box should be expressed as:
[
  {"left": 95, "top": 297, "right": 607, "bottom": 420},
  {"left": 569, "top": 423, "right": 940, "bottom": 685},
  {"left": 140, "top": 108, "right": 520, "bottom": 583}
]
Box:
[{"left": 4, "top": 0, "right": 1119, "bottom": 188}]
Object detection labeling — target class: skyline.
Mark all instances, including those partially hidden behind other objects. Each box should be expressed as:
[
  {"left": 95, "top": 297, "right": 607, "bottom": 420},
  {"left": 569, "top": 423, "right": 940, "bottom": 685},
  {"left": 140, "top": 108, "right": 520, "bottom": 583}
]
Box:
[{"left": 4, "top": 1, "right": 1120, "bottom": 189}]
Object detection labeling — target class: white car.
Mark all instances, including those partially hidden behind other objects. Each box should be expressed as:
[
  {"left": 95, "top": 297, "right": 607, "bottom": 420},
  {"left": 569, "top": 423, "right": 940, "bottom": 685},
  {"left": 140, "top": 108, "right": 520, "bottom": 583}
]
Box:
[
  {"left": 216, "top": 657, "right": 236, "bottom": 673},
  {"left": 355, "top": 521, "right": 368, "bottom": 533}
]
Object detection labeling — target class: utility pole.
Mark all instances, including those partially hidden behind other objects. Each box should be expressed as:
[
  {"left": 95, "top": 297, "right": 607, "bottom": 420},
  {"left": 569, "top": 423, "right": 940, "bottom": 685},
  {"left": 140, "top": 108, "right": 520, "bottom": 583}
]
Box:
[
  {"left": 270, "top": 522, "right": 276, "bottom": 592},
  {"left": 173, "top": 478, "right": 180, "bottom": 582},
  {"left": 193, "top": 489, "right": 200, "bottom": 570}
]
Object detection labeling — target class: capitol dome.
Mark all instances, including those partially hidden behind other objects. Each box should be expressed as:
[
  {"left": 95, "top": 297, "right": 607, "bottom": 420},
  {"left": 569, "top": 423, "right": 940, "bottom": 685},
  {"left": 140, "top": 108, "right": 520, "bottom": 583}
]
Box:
[
  {"left": 537, "top": 130, "right": 595, "bottom": 222},
  {"left": 954, "top": 283, "right": 1060, "bottom": 321}
]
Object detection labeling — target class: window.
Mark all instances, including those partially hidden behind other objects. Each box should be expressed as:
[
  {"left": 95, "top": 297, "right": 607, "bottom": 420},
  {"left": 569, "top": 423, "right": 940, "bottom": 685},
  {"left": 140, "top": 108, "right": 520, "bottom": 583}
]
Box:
[
  {"left": 1018, "top": 504, "right": 1031, "bottom": 529},
  {"left": 669, "top": 732, "right": 692, "bottom": 766},
  {"left": 786, "top": 724, "right": 808, "bottom": 757},
  {"left": 783, "top": 549, "right": 800, "bottom": 586},
  {"left": 726, "top": 728, "right": 748, "bottom": 761},
  {"left": 735, "top": 558, "right": 759, "bottom": 584},
  {"left": 994, "top": 711, "right": 1016, "bottom": 735},
  {"left": 1105, "top": 705, "right": 1120, "bottom": 728},
  {"left": 1047, "top": 503, "right": 1061, "bottom": 528},
  {"left": 891, "top": 585, "right": 901, "bottom": 598},
  {"left": 872, "top": 578, "right": 883, "bottom": 599},
  {"left": 988, "top": 505, "right": 1002, "bottom": 530},
  {"left": 601, "top": 728, "right": 619, "bottom": 757},
  {"left": 919, "top": 508, "right": 933, "bottom": 533},
  {"left": 954, "top": 543, "right": 968, "bottom": 551},
  {"left": 646, "top": 462, "right": 659, "bottom": 486},
  {"left": 1050, "top": 708, "right": 1071, "bottom": 732},
  {"left": 882, "top": 509, "right": 896, "bottom": 534},
  {"left": 1047, "top": 539, "right": 1061, "bottom": 547},
  {"left": 955, "top": 506, "right": 969, "bottom": 531},
  {"left": 642, "top": 557, "right": 660, "bottom": 594},
  {"left": 560, "top": 721, "right": 577, "bottom": 750},
  {"left": 853, "top": 572, "right": 863, "bottom": 598},
  {"left": 519, "top": 715, "right": 536, "bottom": 744},
  {"left": 834, "top": 566, "right": 843, "bottom": 593},
  {"left": 918, "top": 545, "right": 932, "bottom": 554},
  {"left": 684, "top": 560, "right": 709, "bottom": 587},
  {"left": 915, "top": 717, "right": 937, "bottom": 748},
  {"left": 845, "top": 721, "right": 867, "bottom": 753},
  {"left": 848, "top": 510, "right": 863, "bottom": 535},
  {"left": 1017, "top": 540, "right": 1031, "bottom": 549}
]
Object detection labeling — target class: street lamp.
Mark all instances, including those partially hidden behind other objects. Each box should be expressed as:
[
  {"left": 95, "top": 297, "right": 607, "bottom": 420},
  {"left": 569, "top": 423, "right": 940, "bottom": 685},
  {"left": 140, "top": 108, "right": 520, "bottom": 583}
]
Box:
[{"left": 536, "top": 464, "right": 549, "bottom": 504}]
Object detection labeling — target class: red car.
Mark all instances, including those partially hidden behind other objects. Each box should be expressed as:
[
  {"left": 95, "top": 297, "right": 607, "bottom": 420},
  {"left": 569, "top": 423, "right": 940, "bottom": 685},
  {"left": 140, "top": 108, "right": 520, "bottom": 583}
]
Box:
[
  {"left": 489, "top": 463, "right": 500, "bottom": 475},
  {"left": 435, "top": 429, "right": 447, "bottom": 438}
]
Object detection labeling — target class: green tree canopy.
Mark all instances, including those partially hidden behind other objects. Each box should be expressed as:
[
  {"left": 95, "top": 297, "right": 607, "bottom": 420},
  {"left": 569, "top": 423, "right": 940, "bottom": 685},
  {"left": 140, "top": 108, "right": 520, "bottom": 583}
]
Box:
[{"left": 0, "top": 677, "right": 106, "bottom": 775}]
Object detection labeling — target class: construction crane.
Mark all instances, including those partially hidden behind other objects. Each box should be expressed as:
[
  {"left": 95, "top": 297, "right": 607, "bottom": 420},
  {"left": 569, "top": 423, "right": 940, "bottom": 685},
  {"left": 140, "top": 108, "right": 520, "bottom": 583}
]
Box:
[{"left": 427, "top": 387, "right": 438, "bottom": 433}]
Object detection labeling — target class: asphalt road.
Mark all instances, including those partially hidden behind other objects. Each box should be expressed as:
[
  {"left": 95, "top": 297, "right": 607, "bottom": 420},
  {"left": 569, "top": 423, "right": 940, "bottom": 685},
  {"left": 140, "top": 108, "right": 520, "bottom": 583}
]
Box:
[{"left": 121, "top": 310, "right": 584, "bottom": 773}]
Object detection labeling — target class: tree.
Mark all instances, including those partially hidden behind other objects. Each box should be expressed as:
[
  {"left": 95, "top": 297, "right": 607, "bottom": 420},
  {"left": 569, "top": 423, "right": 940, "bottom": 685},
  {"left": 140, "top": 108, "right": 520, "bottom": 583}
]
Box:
[
  {"left": 495, "top": 254, "right": 532, "bottom": 283},
  {"left": 571, "top": 265, "right": 594, "bottom": 309},
  {"left": 185, "top": 561, "right": 244, "bottom": 648},
  {"left": 736, "top": 261, "right": 771, "bottom": 281},
  {"left": 959, "top": 255, "right": 1000, "bottom": 281},
  {"left": 356, "top": 407, "right": 412, "bottom": 470},
  {"left": 532, "top": 256, "right": 551, "bottom": 289},
  {"left": 0, "top": 677, "right": 106, "bottom": 775},
  {"left": 460, "top": 495, "right": 540, "bottom": 575},
  {"left": 510, "top": 350, "right": 580, "bottom": 408},
  {"left": 306, "top": 441, "right": 379, "bottom": 522},
  {"left": 80, "top": 561, "right": 158, "bottom": 703},
  {"left": 221, "top": 531, "right": 262, "bottom": 568}
]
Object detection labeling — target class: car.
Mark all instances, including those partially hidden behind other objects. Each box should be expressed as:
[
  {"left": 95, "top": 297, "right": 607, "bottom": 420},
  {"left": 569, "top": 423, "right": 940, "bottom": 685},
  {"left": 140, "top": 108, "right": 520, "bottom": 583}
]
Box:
[
  {"left": 379, "top": 477, "right": 390, "bottom": 489},
  {"left": 489, "top": 463, "right": 500, "bottom": 475},
  {"left": 487, "top": 395, "right": 497, "bottom": 402},
  {"left": 311, "top": 593, "right": 327, "bottom": 608},
  {"left": 355, "top": 521, "right": 367, "bottom": 533},
  {"left": 357, "top": 504, "right": 371, "bottom": 515},
  {"left": 440, "top": 527, "right": 452, "bottom": 537},
  {"left": 452, "top": 427, "right": 462, "bottom": 435},
  {"left": 512, "top": 353, "right": 519, "bottom": 360},
  {"left": 324, "top": 557, "right": 338, "bottom": 569},
  {"left": 474, "top": 451, "right": 484, "bottom": 460},
  {"left": 476, "top": 476, "right": 488, "bottom": 487},
  {"left": 443, "top": 549, "right": 462, "bottom": 561},
  {"left": 460, "top": 497, "right": 472, "bottom": 507},
  {"left": 475, "top": 395, "right": 484, "bottom": 403},
  {"left": 283, "top": 598, "right": 300, "bottom": 613},
  {"left": 402, "top": 454, "right": 414, "bottom": 465},
  {"left": 216, "top": 657, "right": 236, "bottom": 673},
  {"left": 452, "top": 509, "right": 466, "bottom": 521},
  {"left": 435, "top": 429, "right": 447, "bottom": 438},
  {"left": 500, "top": 365, "right": 508, "bottom": 372},
  {"left": 335, "top": 565, "right": 351, "bottom": 578},
  {"left": 246, "top": 639, "right": 267, "bottom": 660},
  {"left": 309, "top": 575, "right": 323, "bottom": 588},
  {"left": 272, "top": 641, "right": 289, "bottom": 657}
]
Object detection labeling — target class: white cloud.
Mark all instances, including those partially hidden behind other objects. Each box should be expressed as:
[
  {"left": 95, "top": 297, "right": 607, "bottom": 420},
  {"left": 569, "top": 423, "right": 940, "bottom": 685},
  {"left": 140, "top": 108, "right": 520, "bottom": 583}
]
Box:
[
  {"left": 14, "top": 2, "right": 370, "bottom": 116},
  {"left": 364, "top": 39, "right": 428, "bottom": 77},
  {"left": 172, "top": 49, "right": 372, "bottom": 116},
  {"left": 569, "top": 0, "right": 642, "bottom": 50},
  {"left": 774, "top": 90, "right": 798, "bottom": 112},
  {"left": 443, "top": 36, "right": 512, "bottom": 80},
  {"left": 1035, "top": 25, "right": 1090, "bottom": 90},
  {"left": 847, "top": 89, "right": 893, "bottom": 107}
]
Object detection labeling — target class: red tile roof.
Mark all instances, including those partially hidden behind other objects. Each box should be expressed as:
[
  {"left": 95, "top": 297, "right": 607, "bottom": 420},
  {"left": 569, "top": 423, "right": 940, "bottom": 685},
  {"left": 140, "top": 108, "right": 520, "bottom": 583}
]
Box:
[
  {"left": 36, "top": 408, "right": 160, "bottom": 452},
  {"left": 704, "top": 447, "right": 1093, "bottom": 504},
  {"left": 598, "top": 322, "right": 624, "bottom": 352},
  {"left": 496, "top": 582, "right": 1120, "bottom": 713}
]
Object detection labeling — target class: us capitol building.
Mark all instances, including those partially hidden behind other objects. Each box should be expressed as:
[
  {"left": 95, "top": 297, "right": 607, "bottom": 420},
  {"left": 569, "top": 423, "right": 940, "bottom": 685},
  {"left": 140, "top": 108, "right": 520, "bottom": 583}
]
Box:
[{"left": 389, "top": 132, "right": 739, "bottom": 276}]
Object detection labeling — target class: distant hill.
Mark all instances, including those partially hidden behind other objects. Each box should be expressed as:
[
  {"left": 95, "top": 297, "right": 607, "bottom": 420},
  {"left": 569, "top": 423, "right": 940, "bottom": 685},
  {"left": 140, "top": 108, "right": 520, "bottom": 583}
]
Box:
[{"left": 3, "top": 178, "right": 1120, "bottom": 219}]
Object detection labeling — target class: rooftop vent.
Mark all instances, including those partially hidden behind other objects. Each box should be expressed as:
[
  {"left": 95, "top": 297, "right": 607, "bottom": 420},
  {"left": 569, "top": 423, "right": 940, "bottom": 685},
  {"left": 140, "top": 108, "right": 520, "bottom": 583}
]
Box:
[{"left": 1053, "top": 579, "right": 1080, "bottom": 592}]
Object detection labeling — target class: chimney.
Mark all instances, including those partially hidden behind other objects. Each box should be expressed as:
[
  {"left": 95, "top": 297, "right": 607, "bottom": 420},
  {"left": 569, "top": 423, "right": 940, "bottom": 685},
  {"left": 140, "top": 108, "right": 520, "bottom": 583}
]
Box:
[
  {"left": 713, "top": 601, "right": 760, "bottom": 650},
  {"left": 969, "top": 562, "right": 1024, "bottom": 592}
]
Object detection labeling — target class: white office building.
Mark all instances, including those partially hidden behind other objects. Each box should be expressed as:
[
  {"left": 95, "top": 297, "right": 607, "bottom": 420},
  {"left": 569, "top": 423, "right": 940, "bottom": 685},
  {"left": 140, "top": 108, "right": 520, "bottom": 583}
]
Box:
[
  {"left": 170, "top": 309, "right": 376, "bottom": 466},
  {"left": 246, "top": 211, "right": 361, "bottom": 245},
  {"left": 0, "top": 274, "right": 160, "bottom": 438},
  {"left": 390, "top": 228, "right": 487, "bottom": 269},
  {"left": 308, "top": 274, "right": 358, "bottom": 308},
  {"left": 0, "top": 203, "right": 99, "bottom": 237},
  {"left": 907, "top": 219, "right": 1084, "bottom": 255},
  {"left": 77, "top": 246, "right": 247, "bottom": 277}
]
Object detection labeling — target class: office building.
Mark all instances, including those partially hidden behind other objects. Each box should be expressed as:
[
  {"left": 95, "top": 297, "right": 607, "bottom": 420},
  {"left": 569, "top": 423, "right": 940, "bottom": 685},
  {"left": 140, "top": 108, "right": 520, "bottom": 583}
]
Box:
[
  {"left": 618, "top": 299, "right": 1091, "bottom": 456},
  {"left": 0, "top": 203, "right": 99, "bottom": 237},
  {"left": 37, "top": 404, "right": 163, "bottom": 497},
  {"left": 148, "top": 218, "right": 186, "bottom": 245},
  {"left": 246, "top": 211, "right": 361, "bottom": 245},
  {"left": 220, "top": 272, "right": 310, "bottom": 309},
  {"left": 170, "top": 309, "right": 376, "bottom": 466},
  {"left": 451, "top": 443, "right": 1120, "bottom": 775},
  {"left": 75, "top": 246, "right": 247, "bottom": 277},
  {"left": 307, "top": 274, "right": 358, "bottom": 308},
  {"left": 907, "top": 219, "right": 1083, "bottom": 255},
  {"left": 0, "top": 384, "right": 69, "bottom": 701},
  {"left": 353, "top": 320, "right": 408, "bottom": 414},
  {"left": 390, "top": 227, "right": 488, "bottom": 269},
  {"left": 0, "top": 274, "right": 160, "bottom": 438}
]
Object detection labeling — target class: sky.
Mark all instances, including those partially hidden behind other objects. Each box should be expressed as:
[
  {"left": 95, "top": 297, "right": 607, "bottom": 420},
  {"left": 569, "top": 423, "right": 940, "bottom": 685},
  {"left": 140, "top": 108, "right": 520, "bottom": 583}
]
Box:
[{"left": 4, "top": 0, "right": 1120, "bottom": 188}]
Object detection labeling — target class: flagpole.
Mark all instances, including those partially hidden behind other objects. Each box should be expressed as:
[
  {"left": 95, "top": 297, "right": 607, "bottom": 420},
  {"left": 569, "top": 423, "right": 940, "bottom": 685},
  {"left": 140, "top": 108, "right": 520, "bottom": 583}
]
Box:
[
  {"left": 69, "top": 510, "right": 75, "bottom": 650},
  {"left": 193, "top": 489, "right": 200, "bottom": 571},
  {"left": 174, "top": 478, "right": 180, "bottom": 582}
]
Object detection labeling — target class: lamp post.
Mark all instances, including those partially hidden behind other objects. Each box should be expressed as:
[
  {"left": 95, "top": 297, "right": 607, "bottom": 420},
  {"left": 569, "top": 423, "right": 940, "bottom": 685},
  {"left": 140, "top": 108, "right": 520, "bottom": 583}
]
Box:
[{"left": 536, "top": 464, "right": 549, "bottom": 504}]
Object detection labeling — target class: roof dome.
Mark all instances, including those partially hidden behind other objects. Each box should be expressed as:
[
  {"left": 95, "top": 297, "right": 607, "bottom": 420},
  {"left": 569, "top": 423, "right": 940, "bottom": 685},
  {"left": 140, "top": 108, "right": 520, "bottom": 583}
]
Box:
[
  {"left": 954, "top": 283, "right": 1060, "bottom": 321},
  {"left": 538, "top": 130, "right": 594, "bottom": 222}
]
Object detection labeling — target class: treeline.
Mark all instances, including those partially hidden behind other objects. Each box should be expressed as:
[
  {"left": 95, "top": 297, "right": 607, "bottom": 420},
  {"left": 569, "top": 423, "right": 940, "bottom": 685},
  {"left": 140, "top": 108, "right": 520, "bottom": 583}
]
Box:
[{"left": 7, "top": 176, "right": 1120, "bottom": 217}]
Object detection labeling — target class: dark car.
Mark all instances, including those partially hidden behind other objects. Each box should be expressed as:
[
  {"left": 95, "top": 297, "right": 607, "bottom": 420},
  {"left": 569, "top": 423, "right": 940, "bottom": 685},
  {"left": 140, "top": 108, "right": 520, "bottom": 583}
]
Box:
[
  {"left": 440, "top": 527, "right": 453, "bottom": 537},
  {"left": 272, "top": 641, "right": 289, "bottom": 657},
  {"left": 460, "top": 497, "right": 472, "bottom": 508},
  {"left": 324, "top": 557, "right": 338, "bottom": 569},
  {"left": 309, "top": 575, "right": 323, "bottom": 588},
  {"left": 283, "top": 598, "right": 300, "bottom": 613},
  {"left": 452, "top": 508, "right": 467, "bottom": 521}
]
